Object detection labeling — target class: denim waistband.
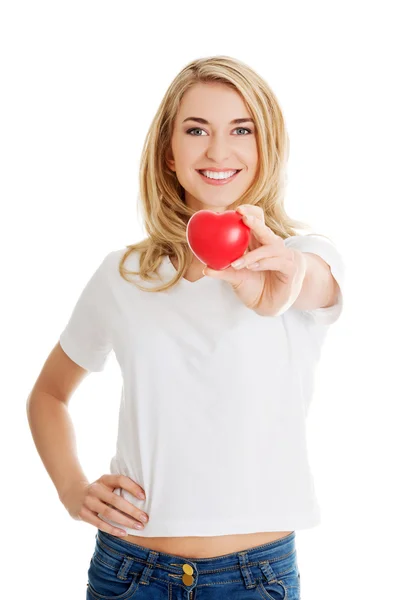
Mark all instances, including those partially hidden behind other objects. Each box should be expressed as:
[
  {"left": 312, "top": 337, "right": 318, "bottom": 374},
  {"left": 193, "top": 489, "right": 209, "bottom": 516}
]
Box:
[{"left": 95, "top": 529, "right": 298, "bottom": 593}]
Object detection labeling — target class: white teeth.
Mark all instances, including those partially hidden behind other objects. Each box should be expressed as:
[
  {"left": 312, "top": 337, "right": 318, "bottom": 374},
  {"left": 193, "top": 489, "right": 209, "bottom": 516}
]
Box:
[{"left": 199, "top": 170, "right": 238, "bottom": 180}]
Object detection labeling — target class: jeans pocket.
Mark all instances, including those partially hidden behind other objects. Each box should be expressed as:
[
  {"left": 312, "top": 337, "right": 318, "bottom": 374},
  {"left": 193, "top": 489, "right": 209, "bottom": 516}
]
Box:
[
  {"left": 257, "top": 554, "right": 300, "bottom": 600},
  {"left": 87, "top": 539, "right": 140, "bottom": 600}
]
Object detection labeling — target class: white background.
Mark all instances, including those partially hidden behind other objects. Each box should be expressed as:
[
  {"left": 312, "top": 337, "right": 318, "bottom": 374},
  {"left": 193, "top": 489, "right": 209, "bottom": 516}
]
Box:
[{"left": 2, "top": 1, "right": 398, "bottom": 598}]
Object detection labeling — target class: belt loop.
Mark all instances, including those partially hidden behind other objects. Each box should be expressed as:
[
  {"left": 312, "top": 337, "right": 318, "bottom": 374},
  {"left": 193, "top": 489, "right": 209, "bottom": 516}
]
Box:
[
  {"left": 259, "top": 560, "right": 278, "bottom": 584},
  {"left": 238, "top": 551, "right": 257, "bottom": 590},
  {"left": 116, "top": 556, "right": 134, "bottom": 580},
  {"left": 137, "top": 550, "right": 159, "bottom": 586}
]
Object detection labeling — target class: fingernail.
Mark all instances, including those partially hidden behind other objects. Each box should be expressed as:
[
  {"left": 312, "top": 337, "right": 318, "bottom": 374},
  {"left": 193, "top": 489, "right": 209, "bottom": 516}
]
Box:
[
  {"left": 231, "top": 259, "right": 244, "bottom": 268},
  {"left": 138, "top": 492, "right": 145, "bottom": 499}
]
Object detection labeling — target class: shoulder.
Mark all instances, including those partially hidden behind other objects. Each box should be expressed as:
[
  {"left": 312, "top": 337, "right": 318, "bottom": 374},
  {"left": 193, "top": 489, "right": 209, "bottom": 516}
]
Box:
[{"left": 103, "top": 247, "right": 141, "bottom": 273}]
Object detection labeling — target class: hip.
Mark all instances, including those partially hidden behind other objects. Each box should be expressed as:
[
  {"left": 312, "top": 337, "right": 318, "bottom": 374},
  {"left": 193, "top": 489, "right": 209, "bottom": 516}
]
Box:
[{"left": 87, "top": 529, "right": 300, "bottom": 599}]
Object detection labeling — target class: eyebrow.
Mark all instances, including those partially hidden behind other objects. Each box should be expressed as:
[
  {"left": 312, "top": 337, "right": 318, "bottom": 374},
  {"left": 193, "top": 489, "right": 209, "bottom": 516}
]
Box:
[{"left": 182, "top": 117, "right": 255, "bottom": 125}]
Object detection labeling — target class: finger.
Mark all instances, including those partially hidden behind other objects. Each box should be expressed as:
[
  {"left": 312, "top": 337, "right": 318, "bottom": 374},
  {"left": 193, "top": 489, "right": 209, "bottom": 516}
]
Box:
[
  {"left": 246, "top": 255, "right": 293, "bottom": 277},
  {"left": 236, "top": 204, "right": 264, "bottom": 222},
  {"left": 108, "top": 492, "right": 149, "bottom": 524},
  {"left": 119, "top": 474, "right": 146, "bottom": 500},
  {"left": 240, "top": 214, "right": 277, "bottom": 245},
  {"left": 88, "top": 495, "right": 147, "bottom": 530},
  {"left": 79, "top": 504, "right": 129, "bottom": 537},
  {"left": 95, "top": 484, "right": 149, "bottom": 524},
  {"left": 231, "top": 246, "right": 276, "bottom": 269},
  {"left": 102, "top": 473, "right": 146, "bottom": 500}
]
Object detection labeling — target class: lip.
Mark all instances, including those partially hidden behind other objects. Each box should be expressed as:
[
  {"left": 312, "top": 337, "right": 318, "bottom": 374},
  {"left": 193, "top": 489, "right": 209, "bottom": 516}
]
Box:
[
  {"left": 197, "top": 168, "right": 242, "bottom": 172},
  {"left": 197, "top": 169, "right": 241, "bottom": 186}
]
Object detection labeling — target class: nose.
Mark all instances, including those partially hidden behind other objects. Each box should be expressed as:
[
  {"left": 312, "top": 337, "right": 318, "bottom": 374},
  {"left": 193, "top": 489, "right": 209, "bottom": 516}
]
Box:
[{"left": 205, "top": 133, "right": 233, "bottom": 164}]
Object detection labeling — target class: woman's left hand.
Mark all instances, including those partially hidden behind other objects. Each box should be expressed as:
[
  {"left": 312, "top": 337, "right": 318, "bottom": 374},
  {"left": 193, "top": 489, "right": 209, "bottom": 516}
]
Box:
[{"left": 203, "top": 205, "right": 308, "bottom": 316}]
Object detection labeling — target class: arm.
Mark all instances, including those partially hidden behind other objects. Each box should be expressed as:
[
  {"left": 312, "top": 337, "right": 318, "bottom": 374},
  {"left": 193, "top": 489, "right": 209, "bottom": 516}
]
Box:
[
  {"left": 291, "top": 251, "right": 340, "bottom": 311},
  {"left": 26, "top": 342, "right": 90, "bottom": 503}
]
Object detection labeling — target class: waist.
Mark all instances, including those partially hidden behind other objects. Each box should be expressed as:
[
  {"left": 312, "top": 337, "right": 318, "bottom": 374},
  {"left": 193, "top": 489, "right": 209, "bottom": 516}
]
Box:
[{"left": 113, "top": 530, "right": 294, "bottom": 559}]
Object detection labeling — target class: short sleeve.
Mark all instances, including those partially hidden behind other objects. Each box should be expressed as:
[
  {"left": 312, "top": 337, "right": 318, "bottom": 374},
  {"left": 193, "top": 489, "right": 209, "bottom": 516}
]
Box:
[
  {"left": 284, "top": 234, "right": 345, "bottom": 326},
  {"left": 59, "top": 253, "right": 114, "bottom": 372}
]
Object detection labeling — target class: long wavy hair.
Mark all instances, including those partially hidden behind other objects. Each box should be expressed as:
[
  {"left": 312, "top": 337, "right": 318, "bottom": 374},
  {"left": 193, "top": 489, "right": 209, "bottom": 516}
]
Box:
[{"left": 118, "top": 55, "right": 315, "bottom": 293}]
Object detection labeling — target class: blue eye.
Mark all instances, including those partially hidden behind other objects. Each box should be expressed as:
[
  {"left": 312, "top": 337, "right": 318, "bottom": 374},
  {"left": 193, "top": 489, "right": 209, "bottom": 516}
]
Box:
[
  {"left": 186, "top": 128, "right": 204, "bottom": 136},
  {"left": 186, "top": 127, "right": 253, "bottom": 136},
  {"left": 235, "top": 128, "right": 253, "bottom": 135}
]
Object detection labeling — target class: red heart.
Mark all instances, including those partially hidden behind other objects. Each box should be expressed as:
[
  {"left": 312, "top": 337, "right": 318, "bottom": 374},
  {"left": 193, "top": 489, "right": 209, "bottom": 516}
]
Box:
[{"left": 186, "top": 210, "right": 251, "bottom": 270}]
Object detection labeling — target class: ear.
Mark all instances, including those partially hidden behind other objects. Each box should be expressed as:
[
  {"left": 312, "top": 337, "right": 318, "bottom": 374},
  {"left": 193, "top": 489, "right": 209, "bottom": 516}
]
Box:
[{"left": 165, "top": 147, "right": 176, "bottom": 172}]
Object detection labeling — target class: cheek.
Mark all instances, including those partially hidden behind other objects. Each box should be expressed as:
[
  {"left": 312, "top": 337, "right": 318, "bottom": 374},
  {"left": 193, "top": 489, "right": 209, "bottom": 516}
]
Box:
[
  {"left": 236, "top": 145, "right": 258, "bottom": 169},
  {"left": 247, "top": 148, "right": 258, "bottom": 167},
  {"left": 183, "top": 142, "right": 203, "bottom": 164},
  {"left": 175, "top": 146, "right": 199, "bottom": 173}
]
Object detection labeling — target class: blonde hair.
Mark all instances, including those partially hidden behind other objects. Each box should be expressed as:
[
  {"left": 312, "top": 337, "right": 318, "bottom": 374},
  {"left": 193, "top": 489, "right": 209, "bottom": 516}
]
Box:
[{"left": 119, "top": 54, "right": 314, "bottom": 292}]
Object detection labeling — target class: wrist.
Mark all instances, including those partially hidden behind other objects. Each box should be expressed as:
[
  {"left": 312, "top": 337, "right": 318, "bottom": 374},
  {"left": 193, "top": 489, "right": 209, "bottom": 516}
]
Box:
[{"left": 59, "top": 478, "right": 89, "bottom": 506}]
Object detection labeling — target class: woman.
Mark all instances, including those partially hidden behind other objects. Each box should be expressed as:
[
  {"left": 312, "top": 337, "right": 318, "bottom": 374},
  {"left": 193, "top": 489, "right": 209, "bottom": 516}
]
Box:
[{"left": 28, "top": 55, "right": 344, "bottom": 599}]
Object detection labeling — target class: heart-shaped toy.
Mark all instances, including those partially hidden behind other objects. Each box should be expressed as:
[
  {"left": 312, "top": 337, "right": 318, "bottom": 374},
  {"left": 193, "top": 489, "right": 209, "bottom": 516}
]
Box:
[{"left": 186, "top": 210, "right": 251, "bottom": 270}]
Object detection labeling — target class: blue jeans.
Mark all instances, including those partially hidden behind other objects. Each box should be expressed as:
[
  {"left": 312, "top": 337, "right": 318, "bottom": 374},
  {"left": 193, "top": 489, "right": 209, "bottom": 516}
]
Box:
[{"left": 87, "top": 529, "right": 301, "bottom": 599}]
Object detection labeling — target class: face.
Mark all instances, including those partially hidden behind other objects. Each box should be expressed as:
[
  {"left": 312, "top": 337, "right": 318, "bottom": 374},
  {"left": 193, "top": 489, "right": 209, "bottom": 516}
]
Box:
[{"left": 166, "top": 82, "right": 258, "bottom": 213}]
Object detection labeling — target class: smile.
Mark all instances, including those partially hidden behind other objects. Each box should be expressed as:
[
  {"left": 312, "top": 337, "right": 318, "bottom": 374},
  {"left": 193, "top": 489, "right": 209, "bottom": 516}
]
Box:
[{"left": 197, "top": 169, "right": 241, "bottom": 186}]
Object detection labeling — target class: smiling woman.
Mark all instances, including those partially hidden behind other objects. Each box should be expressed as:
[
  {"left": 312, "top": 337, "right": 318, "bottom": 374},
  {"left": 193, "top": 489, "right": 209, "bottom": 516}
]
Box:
[{"left": 28, "top": 54, "right": 345, "bottom": 600}]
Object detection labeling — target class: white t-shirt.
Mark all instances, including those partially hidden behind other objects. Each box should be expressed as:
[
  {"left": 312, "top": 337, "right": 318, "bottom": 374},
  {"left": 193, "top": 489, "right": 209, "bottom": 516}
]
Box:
[{"left": 59, "top": 233, "right": 345, "bottom": 536}]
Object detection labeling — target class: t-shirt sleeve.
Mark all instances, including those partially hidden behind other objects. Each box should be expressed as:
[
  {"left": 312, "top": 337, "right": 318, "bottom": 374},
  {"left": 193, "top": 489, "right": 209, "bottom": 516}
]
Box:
[
  {"left": 284, "top": 234, "right": 345, "bottom": 326},
  {"left": 59, "top": 253, "right": 114, "bottom": 372}
]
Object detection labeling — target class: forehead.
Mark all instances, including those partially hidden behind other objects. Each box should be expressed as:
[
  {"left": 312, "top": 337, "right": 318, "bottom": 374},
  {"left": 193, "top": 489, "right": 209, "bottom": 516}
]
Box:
[{"left": 177, "top": 82, "right": 250, "bottom": 118}]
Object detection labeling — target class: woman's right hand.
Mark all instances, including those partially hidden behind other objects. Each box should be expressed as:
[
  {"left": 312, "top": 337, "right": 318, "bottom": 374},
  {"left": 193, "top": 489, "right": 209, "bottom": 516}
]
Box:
[{"left": 60, "top": 474, "right": 149, "bottom": 537}]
